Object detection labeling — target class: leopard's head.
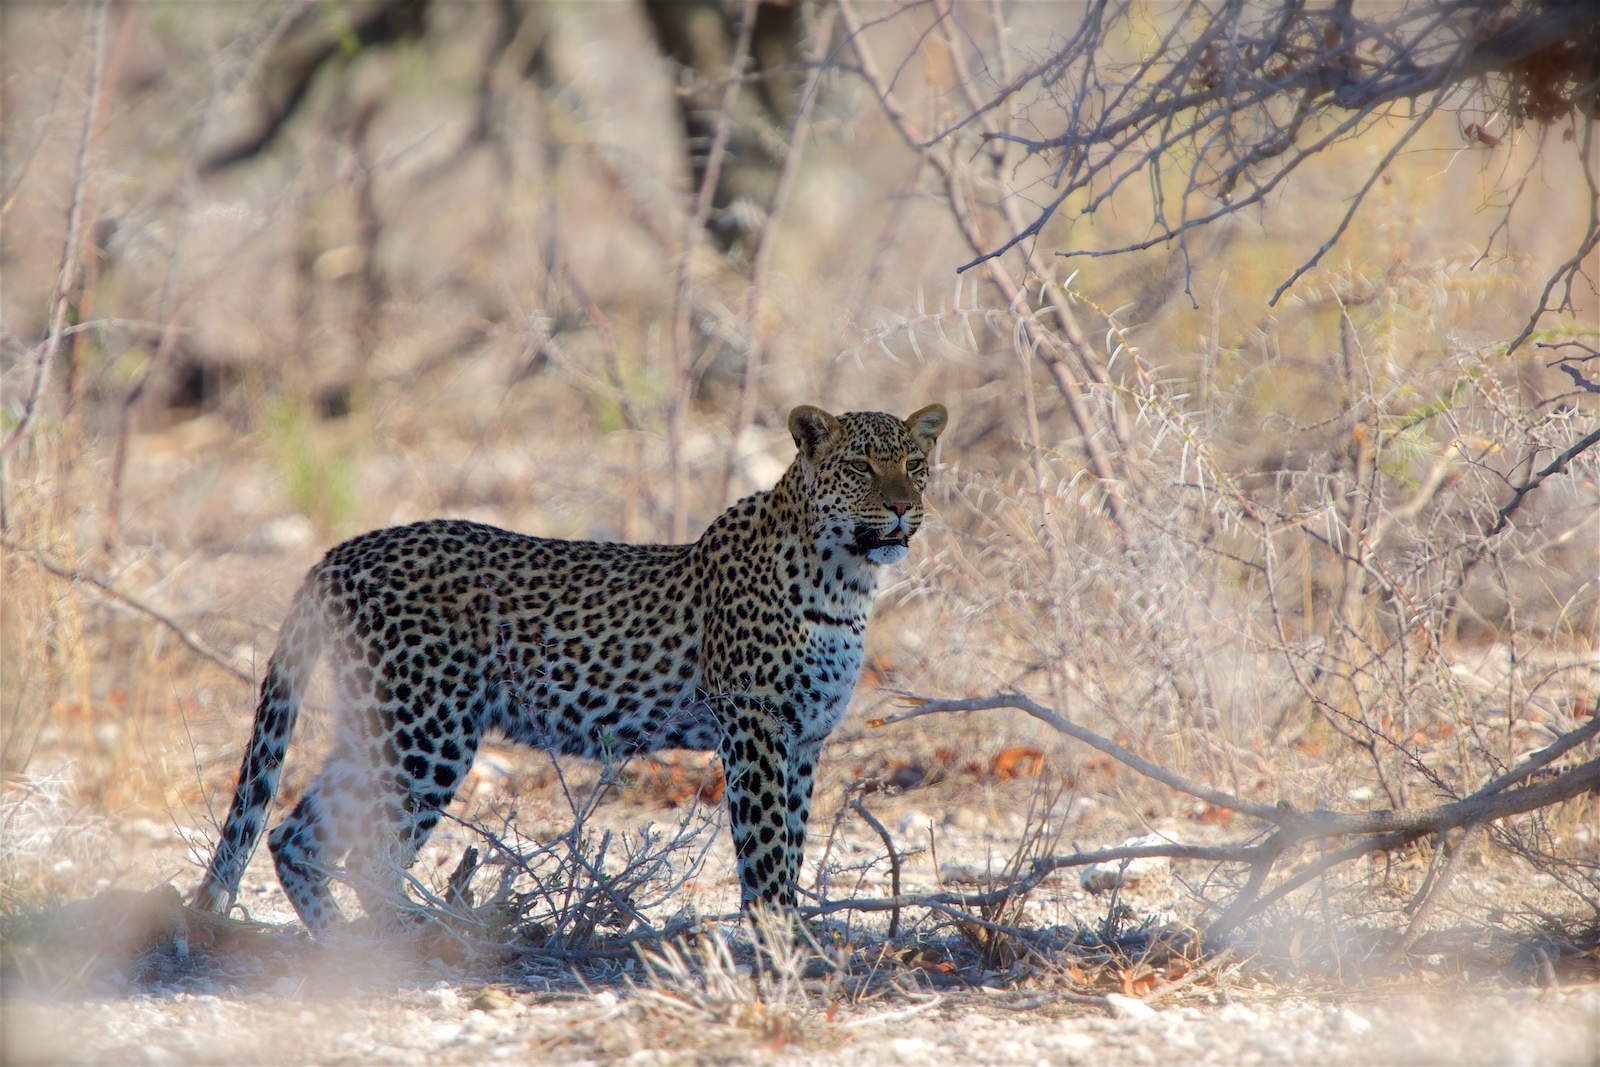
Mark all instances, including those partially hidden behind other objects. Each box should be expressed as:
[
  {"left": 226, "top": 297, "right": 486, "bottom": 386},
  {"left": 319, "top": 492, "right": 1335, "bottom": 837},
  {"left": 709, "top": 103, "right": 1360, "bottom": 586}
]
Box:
[{"left": 788, "top": 403, "right": 948, "bottom": 566}]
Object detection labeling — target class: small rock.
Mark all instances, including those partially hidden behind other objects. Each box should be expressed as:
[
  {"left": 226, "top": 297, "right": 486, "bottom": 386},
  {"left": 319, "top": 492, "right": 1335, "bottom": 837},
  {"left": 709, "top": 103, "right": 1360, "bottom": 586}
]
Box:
[
  {"left": 124, "top": 818, "right": 172, "bottom": 843},
  {"left": 472, "top": 988, "right": 514, "bottom": 1013},
  {"left": 1337, "top": 1008, "right": 1373, "bottom": 1036},
  {"left": 897, "top": 809, "right": 935, "bottom": 836},
  {"left": 1042, "top": 1030, "right": 1096, "bottom": 1055},
  {"left": 427, "top": 1022, "right": 464, "bottom": 1044},
  {"left": 889, "top": 1036, "right": 932, "bottom": 1063},
  {"left": 943, "top": 807, "right": 987, "bottom": 831},
  {"left": 1105, "top": 993, "right": 1157, "bottom": 1022},
  {"left": 1081, "top": 833, "right": 1171, "bottom": 894},
  {"left": 420, "top": 987, "right": 459, "bottom": 1012},
  {"left": 937, "top": 864, "right": 990, "bottom": 885},
  {"left": 255, "top": 513, "right": 316, "bottom": 551}
]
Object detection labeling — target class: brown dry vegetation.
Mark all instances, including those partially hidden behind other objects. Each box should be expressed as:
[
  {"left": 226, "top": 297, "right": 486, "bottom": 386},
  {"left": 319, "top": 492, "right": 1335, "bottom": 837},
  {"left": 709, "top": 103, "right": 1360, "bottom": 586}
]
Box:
[{"left": 2, "top": 1, "right": 1598, "bottom": 1062}]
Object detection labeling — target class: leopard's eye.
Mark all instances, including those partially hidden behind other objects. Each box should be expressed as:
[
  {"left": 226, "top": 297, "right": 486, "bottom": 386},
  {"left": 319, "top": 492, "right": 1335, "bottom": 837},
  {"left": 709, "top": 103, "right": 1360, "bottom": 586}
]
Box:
[
  {"left": 846, "top": 458, "right": 873, "bottom": 475},
  {"left": 905, "top": 457, "right": 925, "bottom": 475}
]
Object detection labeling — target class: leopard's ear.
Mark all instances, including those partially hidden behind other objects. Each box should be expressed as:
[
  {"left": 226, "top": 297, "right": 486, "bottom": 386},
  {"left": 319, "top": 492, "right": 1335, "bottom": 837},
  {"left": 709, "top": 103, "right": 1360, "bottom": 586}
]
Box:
[
  {"left": 789, "top": 405, "right": 843, "bottom": 460},
  {"left": 905, "top": 404, "right": 948, "bottom": 453}
]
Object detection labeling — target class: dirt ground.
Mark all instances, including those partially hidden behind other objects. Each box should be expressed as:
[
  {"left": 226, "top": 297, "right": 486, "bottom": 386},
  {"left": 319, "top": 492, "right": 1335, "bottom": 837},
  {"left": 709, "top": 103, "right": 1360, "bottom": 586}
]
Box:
[
  {"left": 4, "top": 769, "right": 1599, "bottom": 1066},
  {"left": 6, "top": 980, "right": 1598, "bottom": 1066}
]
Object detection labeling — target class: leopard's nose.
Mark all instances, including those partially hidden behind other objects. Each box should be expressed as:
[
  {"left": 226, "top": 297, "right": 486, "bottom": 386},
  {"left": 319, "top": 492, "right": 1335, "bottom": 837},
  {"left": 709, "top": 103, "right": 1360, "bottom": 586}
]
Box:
[{"left": 886, "top": 502, "right": 911, "bottom": 518}]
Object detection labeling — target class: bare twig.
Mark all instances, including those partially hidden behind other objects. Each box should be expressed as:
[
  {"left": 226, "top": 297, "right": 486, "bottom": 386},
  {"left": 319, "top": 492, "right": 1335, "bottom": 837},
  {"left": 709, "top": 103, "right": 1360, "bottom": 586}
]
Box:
[
  {"left": 4, "top": 538, "right": 254, "bottom": 686},
  {"left": 1485, "top": 425, "right": 1600, "bottom": 537},
  {"left": 846, "top": 1, "right": 1598, "bottom": 338},
  {"left": 667, "top": 0, "right": 759, "bottom": 543},
  {"left": 872, "top": 691, "right": 1276, "bottom": 821},
  {"left": 721, "top": 3, "right": 838, "bottom": 506},
  {"left": 848, "top": 797, "right": 901, "bottom": 939},
  {"left": 836, "top": 0, "right": 1135, "bottom": 539},
  {"left": 3, "top": 0, "right": 110, "bottom": 459}
]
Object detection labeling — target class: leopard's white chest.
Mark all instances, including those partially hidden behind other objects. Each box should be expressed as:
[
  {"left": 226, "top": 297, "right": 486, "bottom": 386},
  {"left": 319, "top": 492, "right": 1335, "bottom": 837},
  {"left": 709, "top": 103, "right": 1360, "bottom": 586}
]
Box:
[{"left": 798, "top": 615, "right": 867, "bottom": 742}]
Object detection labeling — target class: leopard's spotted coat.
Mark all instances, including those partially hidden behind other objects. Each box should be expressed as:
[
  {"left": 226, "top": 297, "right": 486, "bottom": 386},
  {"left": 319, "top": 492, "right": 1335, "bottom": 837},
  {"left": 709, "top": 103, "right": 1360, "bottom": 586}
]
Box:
[{"left": 193, "top": 404, "right": 947, "bottom": 932}]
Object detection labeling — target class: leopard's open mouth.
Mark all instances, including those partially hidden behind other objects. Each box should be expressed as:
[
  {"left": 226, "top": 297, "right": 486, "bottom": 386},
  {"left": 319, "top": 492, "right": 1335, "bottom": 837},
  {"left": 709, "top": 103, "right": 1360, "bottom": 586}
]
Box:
[{"left": 852, "top": 525, "right": 911, "bottom": 553}]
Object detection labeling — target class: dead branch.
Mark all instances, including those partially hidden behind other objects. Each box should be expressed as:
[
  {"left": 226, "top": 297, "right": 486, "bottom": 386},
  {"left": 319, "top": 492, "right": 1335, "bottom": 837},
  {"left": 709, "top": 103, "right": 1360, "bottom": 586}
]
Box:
[
  {"left": 872, "top": 691, "right": 1277, "bottom": 821},
  {"left": 845, "top": 0, "right": 1599, "bottom": 339},
  {"left": 1469, "top": 712, "right": 1600, "bottom": 800},
  {"left": 805, "top": 838, "right": 1252, "bottom": 922},
  {"left": 867, "top": 689, "right": 1600, "bottom": 941},
  {"left": 1384, "top": 823, "right": 1479, "bottom": 968},
  {"left": 1485, "top": 425, "right": 1600, "bottom": 536},
  {"left": 848, "top": 796, "right": 901, "bottom": 939},
  {"left": 2, "top": 0, "right": 110, "bottom": 460},
  {"left": 4, "top": 538, "right": 255, "bottom": 687},
  {"left": 881, "top": 690, "right": 1600, "bottom": 835}
]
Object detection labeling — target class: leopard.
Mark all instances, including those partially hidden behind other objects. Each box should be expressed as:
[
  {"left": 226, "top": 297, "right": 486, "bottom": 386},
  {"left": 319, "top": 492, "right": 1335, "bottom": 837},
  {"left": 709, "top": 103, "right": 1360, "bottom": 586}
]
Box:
[{"left": 192, "top": 403, "right": 948, "bottom": 934}]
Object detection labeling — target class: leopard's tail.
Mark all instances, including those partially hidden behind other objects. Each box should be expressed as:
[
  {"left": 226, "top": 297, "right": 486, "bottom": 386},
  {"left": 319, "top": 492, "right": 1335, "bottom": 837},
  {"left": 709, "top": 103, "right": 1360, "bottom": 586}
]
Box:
[{"left": 191, "top": 579, "right": 325, "bottom": 915}]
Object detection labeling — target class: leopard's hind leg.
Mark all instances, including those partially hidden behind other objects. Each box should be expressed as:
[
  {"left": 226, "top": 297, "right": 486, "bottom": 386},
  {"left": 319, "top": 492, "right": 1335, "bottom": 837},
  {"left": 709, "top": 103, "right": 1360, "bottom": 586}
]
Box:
[
  {"left": 340, "top": 688, "right": 487, "bottom": 929},
  {"left": 266, "top": 739, "right": 369, "bottom": 934}
]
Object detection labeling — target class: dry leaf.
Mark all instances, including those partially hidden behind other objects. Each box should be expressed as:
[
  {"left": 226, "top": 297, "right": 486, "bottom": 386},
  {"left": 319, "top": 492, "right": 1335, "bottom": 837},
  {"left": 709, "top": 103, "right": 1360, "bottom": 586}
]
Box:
[{"left": 990, "top": 746, "right": 1046, "bottom": 781}]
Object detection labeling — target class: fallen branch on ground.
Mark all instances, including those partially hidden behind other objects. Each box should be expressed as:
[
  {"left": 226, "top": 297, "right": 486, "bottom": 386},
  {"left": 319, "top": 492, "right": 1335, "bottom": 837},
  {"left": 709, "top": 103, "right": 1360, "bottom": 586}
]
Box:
[{"left": 857, "top": 691, "right": 1599, "bottom": 944}]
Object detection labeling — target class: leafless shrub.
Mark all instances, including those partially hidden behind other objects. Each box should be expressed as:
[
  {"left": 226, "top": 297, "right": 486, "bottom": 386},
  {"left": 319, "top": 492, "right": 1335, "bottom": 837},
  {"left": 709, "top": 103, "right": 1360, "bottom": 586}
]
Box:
[
  {"left": 630, "top": 917, "right": 838, "bottom": 1046},
  {"left": 810, "top": 2, "right": 1600, "bottom": 977},
  {"left": 0, "top": 767, "right": 114, "bottom": 908},
  {"left": 842, "top": 0, "right": 1598, "bottom": 346},
  {"left": 412, "top": 744, "right": 728, "bottom": 961}
]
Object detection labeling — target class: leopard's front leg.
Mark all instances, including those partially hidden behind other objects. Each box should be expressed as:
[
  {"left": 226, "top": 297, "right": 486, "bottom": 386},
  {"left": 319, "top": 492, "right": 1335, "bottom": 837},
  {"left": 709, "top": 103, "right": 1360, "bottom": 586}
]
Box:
[
  {"left": 718, "top": 697, "right": 797, "bottom": 910},
  {"left": 782, "top": 736, "right": 823, "bottom": 899}
]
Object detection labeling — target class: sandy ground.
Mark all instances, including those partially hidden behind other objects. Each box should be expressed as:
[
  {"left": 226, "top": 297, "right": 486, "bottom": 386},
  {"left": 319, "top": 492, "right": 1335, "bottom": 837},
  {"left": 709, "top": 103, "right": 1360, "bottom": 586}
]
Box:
[
  {"left": 4, "top": 785, "right": 1598, "bottom": 1067},
  {"left": 6, "top": 965, "right": 1598, "bottom": 1065}
]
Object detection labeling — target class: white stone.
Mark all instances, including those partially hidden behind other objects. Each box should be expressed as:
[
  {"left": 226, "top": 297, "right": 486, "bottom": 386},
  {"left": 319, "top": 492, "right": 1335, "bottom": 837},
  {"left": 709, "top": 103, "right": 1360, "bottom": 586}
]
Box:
[
  {"left": 938, "top": 864, "right": 990, "bottom": 885},
  {"left": 1041, "top": 1030, "right": 1097, "bottom": 1055},
  {"left": 427, "top": 1023, "right": 464, "bottom": 1044},
  {"left": 1337, "top": 1008, "right": 1373, "bottom": 1036},
  {"left": 1080, "top": 834, "right": 1171, "bottom": 893},
  {"left": 1105, "top": 994, "right": 1157, "bottom": 1022},
  {"left": 889, "top": 1037, "right": 933, "bottom": 1063},
  {"left": 258, "top": 513, "right": 315, "bottom": 550},
  {"left": 125, "top": 818, "right": 172, "bottom": 842},
  {"left": 420, "top": 987, "right": 459, "bottom": 1012},
  {"left": 897, "top": 809, "right": 936, "bottom": 836}
]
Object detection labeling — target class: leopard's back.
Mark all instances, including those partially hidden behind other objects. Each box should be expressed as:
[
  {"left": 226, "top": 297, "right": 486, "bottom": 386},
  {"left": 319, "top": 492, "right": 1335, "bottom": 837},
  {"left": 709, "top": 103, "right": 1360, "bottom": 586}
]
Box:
[{"left": 310, "top": 519, "right": 715, "bottom": 756}]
